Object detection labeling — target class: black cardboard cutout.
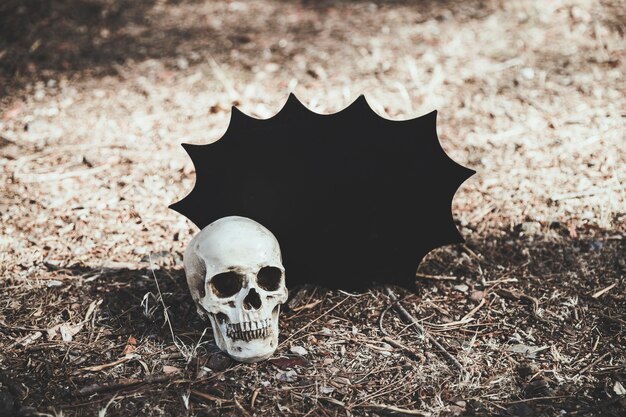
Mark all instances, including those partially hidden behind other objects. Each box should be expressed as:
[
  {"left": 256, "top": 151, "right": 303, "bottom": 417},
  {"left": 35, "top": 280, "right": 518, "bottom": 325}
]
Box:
[{"left": 171, "top": 94, "right": 474, "bottom": 290}]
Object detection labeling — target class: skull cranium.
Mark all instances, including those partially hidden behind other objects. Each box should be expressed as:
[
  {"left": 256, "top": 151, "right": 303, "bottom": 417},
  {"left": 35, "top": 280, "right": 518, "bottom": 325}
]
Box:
[{"left": 184, "top": 216, "right": 288, "bottom": 362}]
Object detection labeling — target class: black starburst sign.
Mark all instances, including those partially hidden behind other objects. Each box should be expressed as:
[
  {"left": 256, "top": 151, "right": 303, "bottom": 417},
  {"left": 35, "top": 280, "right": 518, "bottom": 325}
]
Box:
[{"left": 170, "top": 94, "right": 474, "bottom": 290}]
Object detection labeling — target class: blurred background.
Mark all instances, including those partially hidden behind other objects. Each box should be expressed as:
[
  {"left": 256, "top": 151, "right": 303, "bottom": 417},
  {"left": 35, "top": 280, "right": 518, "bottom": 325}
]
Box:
[{"left": 0, "top": 1, "right": 624, "bottom": 416}]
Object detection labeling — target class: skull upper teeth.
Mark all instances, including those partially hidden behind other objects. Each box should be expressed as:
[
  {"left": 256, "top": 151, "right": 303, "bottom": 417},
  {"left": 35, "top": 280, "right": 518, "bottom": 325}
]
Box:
[{"left": 225, "top": 319, "right": 271, "bottom": 340}]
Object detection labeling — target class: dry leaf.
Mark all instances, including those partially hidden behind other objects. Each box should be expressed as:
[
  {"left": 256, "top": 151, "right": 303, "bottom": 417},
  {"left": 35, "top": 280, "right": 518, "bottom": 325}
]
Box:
[
  {"left": 269, "top": 356, "right": 311, "bottom": 370},
  {"left": 47, "top": 322, "right": 84, "bottom": 342},
  {"left": 17, "top": 331, "right": 42, "bottom": 347},
  {"left": 46, "top": 299, "right": 101, "bottom": 342},
  {"left": 122, "top": 335, "right": 138, "bottom": 355},
  {"left": 163, "top": 365, "right": 182, "bottom": 374}
]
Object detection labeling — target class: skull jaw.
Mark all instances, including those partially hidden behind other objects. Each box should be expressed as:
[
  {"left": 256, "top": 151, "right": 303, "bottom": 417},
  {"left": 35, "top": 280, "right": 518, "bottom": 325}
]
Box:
[
  {"left": 222, "top": 337, "right": 277, "bottom": 363},
  {"left": 207, "top": 314, "right": 279, "bottom": 363}
]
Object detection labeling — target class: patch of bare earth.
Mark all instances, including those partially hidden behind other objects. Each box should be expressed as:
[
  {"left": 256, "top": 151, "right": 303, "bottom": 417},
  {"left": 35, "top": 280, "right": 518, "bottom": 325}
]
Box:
[{"left": 0, "top": 0, "right": 624, "bottom": 416}]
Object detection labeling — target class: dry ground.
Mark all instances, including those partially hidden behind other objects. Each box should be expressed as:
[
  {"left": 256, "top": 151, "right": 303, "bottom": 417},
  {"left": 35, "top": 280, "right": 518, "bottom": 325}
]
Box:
[{"left": 1, "top": 0, "right": 625, "bottom": 416}]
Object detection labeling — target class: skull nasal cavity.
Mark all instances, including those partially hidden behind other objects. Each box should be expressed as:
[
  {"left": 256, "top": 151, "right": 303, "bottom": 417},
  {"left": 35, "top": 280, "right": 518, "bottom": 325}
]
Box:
[{"left": 244, "top": 288, "right": 262, "bottom": 310}]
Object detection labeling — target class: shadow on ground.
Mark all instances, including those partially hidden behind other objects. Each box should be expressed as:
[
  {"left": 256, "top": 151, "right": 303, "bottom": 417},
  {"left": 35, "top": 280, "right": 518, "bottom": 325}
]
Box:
[
  {"left": 0, "top": 222, "right": 624, "bottom": 416},
  {"left": 0, "top": 0, "right": 495, "bottom": 97}
]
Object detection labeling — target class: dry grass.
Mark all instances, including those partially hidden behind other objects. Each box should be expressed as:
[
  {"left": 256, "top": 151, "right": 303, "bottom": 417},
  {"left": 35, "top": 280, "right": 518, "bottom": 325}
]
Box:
[{"left": 0, "top": 0, "right": 625, "bottom": 416}]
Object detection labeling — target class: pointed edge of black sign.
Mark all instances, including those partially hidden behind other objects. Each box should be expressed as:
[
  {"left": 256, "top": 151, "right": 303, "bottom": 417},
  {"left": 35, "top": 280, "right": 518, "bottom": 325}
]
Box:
[{"left": 169, "top": 93, "right": 476, "bottom": 241}]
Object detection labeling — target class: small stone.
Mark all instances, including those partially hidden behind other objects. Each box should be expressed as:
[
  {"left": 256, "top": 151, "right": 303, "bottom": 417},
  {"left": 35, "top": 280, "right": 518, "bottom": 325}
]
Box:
[
  {"left": 524, "top": 379, "right": 551, "bottom": 397},
  {"left": 517, "top": 363, "right": 539, "bottom": 378},
  {"left": 518, "top": 221, "right": 542, "bottom": 236},
  {"left": 276, "top": 369, "right": 298, "bottom": 382},
  {"left": 318, "top": 327, "right": 333, "bottom": 336},
  {"left": 453, "top": 284, "right": 469, "bottom": 293},
  {"left": 521, "top": 67, "right": 535, "bottom": 80},
  {"left": 195, "top": 367, "right": 209, "bottom": 379},
  {"left": 448, "top": 403, "right": 465, "bottom": 415},
  {"left": 548, "top": 221, "right": 562, "bottom": 229},
  {"left": 290, "top": 345, "right": 308, "bottom": 356},
  {"left": 590, "top": 241, "right": 603, "bottom": 251},
  {"left": 508, "top": 403, "right": 534, "bottom": 417},
  {"left": 176, "top": 57, "right": 189, "bottom": 70},
  {"left": 470, "top": 290, "right": 485, "bottom": 301},
  {"left": 507, "top": 343, "right": 542, "bottom": 357},
  {"left": 264, "top": 63, "right": 280, "bottom": 73},
  {"left": 207, "top": 352, "right": 232, "bottom": 371}
]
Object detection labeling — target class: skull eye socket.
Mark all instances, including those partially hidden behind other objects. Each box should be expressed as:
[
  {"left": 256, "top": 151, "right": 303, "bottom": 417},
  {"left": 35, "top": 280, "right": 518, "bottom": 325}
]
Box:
[
  {"left": 210, "top": 272, "right": 243, "bottom": 298},
  {"left": 257, "top": 266, "right": 282, "bottom": 291}
]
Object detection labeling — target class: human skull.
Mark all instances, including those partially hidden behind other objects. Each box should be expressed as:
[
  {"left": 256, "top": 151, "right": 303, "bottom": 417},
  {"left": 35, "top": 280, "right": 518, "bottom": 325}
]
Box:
[{"left": 183, "top": 216, "right": 288, "bottom": 362}]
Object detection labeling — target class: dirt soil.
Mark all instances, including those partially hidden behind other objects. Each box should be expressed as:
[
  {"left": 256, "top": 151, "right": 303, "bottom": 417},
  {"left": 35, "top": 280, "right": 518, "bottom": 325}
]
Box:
[{"left": 1, "top": 0, "right": 625, "bottom": 416}]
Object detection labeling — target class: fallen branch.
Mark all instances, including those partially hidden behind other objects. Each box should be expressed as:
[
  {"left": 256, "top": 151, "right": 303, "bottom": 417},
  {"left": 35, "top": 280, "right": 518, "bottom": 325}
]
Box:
[
  {"left": 415, "top": 273, "right": 457, "bottom": 281},
  {"left": 384, "top": 286, "right": 465, "bottom": 373},
  {"left": 576, "top": 352, "right": 611, "bottom": 376},
  {"left": 81, "top": 354, "right": 137, "bottom": 372},
  {"left": 78, "top": 373, "right": 176, "bottom": 396},
  {"left": 382, "top": 336, "right": 426, "bottom": 363},
  {"left": 361, "top": 403, "right": 431, "bottom": 416}
]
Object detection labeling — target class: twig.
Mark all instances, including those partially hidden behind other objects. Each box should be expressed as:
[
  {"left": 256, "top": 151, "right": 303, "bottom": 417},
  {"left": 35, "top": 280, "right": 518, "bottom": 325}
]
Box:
[
  {"left": 415, "top": 273, "right": 457, "bottom": 281},
  {"left": 149, "top": 255, "right": 192, "bottom": 359},
  {"left": 352, "top": 373, "right": 412, "bottom": 407},
  {"left": 497, "top": 288, "right": 545, "bottom": 322},
  {"left": 6, "top": 331, "right": 43, "bottom": 350},
  {"left": 98, "top": 395, "right": 118, "bottom": 416},
  {"left": 81, "top": 354, "right": 137, "bottom": 372},
  {"left": 233, "top": 396, "right": 254, "bottom": 417},
  {"left": 550, "top": 185, "right": 624, "bottom": 201},
  {"left": 208, "top": 55, "right": 238, "bottom": 102},
  {"left": 190, "top": 389, "right": 230, "bottom": 403},
  {"left": 567, "top": 396, "right": 623, "bottom": 416},
  {"left": 360, "top": 403, "right": 431, "bottom": 416},
  {"left": 592, "top": 282, "right": 617, "bottom": 298},
  {"left": 291, "top": 299, "right": 323, "bottom": 312},
  {"left": 384, "top": 286, "right": 465, "bottom": 373},
  {"left": 78, "top": 374, "right": 176, "bottom": 396},
  {"left": 502, "top": 395, "right": 571, "bottom": 404},
  {"left": 576, "top": 352, "right": 611, "bottom": 376},
  {"left": 460, "top": 298, "right": 486, "bottom": 322},
  {"left": 280, "top": 296, "right": 351, "bottom": 346},
  {"left": 16, "top": 164, "right": 110, "bottom": 183},
  {"left": 378, "top": 304, "right": 393, "bottom": 336},
  {"left": 250, "top": 388, "right": 261, "bottom": 408},
  {"left": 382, "top": 336, "right": 426, "bottom": 363}
]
